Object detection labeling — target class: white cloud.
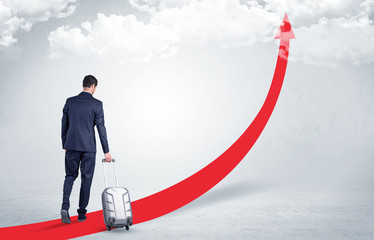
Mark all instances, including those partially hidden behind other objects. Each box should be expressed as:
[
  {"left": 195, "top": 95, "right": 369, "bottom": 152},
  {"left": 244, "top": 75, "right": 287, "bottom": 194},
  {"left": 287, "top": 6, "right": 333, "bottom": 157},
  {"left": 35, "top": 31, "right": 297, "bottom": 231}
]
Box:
[
  {"left": 48, "top": 13, "right": 179, "bottom": 63},
  {"left": 263, "top": 0, "right": 364, "bottom": 26},
  {"left": 129, "top": 0, "right": 192, "bottom": 13},
  {"left": 49, "top": 0, "right": 280, "bottom": 63},
  {"left": 150, "top": 0, "right": 280, "bottom": 46},
  {"left": 48, "top": 0, "right": 374, "bottom": 66},
  {"left": 0, "top": 0, "right": 76, "bottom": 48},
  {"left": 292, "top": 16, "right": 374, "bottom": 66}
]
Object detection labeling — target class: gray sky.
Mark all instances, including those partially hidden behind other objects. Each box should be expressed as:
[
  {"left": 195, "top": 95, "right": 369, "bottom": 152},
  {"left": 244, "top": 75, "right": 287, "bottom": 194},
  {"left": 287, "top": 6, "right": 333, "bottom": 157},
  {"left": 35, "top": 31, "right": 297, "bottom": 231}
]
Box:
[{"left": 0, "top": 0, "right": 373, "bottom": 201}]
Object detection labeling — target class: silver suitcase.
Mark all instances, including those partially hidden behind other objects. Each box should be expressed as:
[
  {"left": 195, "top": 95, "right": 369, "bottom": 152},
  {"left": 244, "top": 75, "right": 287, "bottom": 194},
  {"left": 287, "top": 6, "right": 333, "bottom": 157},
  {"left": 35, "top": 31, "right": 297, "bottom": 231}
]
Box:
[{"left": 101, "top": 159, "right": 133, "bottom": 231}]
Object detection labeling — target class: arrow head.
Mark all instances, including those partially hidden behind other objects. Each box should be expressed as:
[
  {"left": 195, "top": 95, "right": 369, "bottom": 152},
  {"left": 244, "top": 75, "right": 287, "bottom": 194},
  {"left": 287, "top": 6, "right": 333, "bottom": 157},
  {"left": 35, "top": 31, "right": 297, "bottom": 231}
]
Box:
[{"left": 274, "top": 13, "right": 295, "bottom": 40}]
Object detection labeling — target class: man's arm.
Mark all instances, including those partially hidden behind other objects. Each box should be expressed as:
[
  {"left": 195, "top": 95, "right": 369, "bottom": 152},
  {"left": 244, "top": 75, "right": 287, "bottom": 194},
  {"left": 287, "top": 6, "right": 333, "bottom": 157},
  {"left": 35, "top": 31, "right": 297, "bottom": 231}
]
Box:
[
  {"left": 61, "top": 100, "right": 69, "bottom": 149},
  {"left": 95, "top": 102, "right": 111, "bottom": 161}
]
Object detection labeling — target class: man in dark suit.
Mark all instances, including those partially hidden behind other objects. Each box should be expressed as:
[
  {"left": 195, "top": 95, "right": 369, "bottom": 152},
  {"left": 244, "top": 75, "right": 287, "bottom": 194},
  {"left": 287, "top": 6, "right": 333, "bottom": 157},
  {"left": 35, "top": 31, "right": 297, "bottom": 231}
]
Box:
[{"left": 60, "top": 75, "right": 112, "bottom": 224}]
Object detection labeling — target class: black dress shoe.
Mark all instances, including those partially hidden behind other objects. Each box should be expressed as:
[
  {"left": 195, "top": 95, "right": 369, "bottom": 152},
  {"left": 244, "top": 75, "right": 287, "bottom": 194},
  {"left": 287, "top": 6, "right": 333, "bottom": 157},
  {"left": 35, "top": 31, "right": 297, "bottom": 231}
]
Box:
[
  {"left": 61, "top": 209, "right": 71, "bottom": 224},
  {"left": 78, "top": 213, "right": 87, "bottom": 222}
]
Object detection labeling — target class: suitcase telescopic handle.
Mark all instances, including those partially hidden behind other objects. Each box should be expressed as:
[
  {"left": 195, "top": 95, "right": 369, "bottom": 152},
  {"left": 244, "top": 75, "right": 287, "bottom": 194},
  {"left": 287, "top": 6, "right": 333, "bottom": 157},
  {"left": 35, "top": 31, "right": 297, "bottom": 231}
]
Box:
[
  {"left": 102, "top": 159, "right": 115, "bottom": 163},
  {"left": 102, "top": 159, "right": 119, "bottom": 188}
]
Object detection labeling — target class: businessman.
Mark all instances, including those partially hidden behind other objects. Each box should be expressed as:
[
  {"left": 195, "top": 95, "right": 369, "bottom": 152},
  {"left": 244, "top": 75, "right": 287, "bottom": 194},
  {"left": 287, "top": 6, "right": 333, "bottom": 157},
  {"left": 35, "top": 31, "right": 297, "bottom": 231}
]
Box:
[{"left": 61, "top": 75, "right": 112, "bottom": 224}]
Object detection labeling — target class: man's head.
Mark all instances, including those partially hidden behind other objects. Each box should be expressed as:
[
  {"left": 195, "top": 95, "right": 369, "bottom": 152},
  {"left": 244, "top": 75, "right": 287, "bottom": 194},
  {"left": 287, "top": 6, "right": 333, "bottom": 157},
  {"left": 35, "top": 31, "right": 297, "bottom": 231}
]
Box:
[{"left": 83, "top": 75, "right": 98, "bottom": 95}]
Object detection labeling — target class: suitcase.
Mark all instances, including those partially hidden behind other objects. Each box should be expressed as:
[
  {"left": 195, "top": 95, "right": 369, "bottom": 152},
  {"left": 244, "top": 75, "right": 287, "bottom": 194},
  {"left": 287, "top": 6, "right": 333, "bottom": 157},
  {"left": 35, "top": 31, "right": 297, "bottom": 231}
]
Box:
[{"left": 101, "top": 159, "right": 133, "bottom": 231}]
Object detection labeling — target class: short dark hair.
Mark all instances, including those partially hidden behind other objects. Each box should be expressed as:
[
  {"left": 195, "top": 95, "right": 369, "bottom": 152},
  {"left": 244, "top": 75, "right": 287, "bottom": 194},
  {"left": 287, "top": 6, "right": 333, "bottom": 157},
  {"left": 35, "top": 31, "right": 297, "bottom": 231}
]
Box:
[{"left": 83, "top": 75, "right": 98, "bottom": 88}]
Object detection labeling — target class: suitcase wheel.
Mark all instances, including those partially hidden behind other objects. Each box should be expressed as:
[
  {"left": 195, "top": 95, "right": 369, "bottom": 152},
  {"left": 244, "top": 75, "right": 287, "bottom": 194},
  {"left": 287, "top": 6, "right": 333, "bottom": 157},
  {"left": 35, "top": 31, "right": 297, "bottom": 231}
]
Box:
[
  {"left": 126, "top": 225, "right": 130, "bottom": 231},
  {"left": 106, "top": 225, "right": 112, "bottom": 231}
]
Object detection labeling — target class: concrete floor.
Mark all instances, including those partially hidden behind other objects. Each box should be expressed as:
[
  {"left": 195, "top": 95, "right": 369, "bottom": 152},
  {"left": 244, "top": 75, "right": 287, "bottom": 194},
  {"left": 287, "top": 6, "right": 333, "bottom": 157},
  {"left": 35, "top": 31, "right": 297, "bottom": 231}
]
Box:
[{"left": 2, "top": 180, "right": 373, "bottom": 239}]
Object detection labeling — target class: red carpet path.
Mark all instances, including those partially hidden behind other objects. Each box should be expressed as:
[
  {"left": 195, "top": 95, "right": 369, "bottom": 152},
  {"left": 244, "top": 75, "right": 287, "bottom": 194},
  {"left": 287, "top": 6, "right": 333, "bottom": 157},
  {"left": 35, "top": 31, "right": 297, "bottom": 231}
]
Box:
[{"left": 0, "top": 14, "right": 294, "bottom": 240}]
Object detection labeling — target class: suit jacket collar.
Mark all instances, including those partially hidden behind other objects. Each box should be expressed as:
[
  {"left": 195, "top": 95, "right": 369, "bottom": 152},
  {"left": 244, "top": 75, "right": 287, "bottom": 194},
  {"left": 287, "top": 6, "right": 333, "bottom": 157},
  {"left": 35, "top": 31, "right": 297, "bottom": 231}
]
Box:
[{"left": 79, "top": 91, "right": 93, "bottom": 98}]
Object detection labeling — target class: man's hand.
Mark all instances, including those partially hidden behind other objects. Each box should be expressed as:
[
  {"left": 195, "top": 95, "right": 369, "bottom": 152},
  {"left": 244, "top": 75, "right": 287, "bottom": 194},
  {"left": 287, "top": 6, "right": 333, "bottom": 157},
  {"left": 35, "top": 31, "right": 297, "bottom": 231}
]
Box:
[
  {"left": 104, "top": 152, "right": 112, "bottom": 162},
  {"left": 64, "top": 149, "right": 67, "bottom": 152}
]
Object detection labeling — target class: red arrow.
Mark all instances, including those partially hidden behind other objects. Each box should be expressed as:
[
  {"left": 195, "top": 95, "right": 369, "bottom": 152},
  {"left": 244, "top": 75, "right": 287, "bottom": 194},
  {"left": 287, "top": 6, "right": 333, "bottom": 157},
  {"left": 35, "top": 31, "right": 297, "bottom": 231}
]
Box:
[{"left": 0, "top": 14, "right": 295, "bottom": 239}]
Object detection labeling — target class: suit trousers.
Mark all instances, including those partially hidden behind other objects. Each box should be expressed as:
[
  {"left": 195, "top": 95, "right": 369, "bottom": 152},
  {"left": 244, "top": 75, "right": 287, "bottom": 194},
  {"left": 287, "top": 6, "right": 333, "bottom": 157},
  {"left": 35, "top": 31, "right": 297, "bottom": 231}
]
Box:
[{"left": 62, "top": 150, "right": 96, "bottom": 214}]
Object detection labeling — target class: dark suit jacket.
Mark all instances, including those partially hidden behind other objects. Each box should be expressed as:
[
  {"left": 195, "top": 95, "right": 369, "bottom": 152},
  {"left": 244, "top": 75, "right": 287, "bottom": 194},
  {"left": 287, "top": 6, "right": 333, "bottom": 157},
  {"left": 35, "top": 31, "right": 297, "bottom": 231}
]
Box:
[{"left": 61, "top": 92, "right": 109, "bottom": 153}]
